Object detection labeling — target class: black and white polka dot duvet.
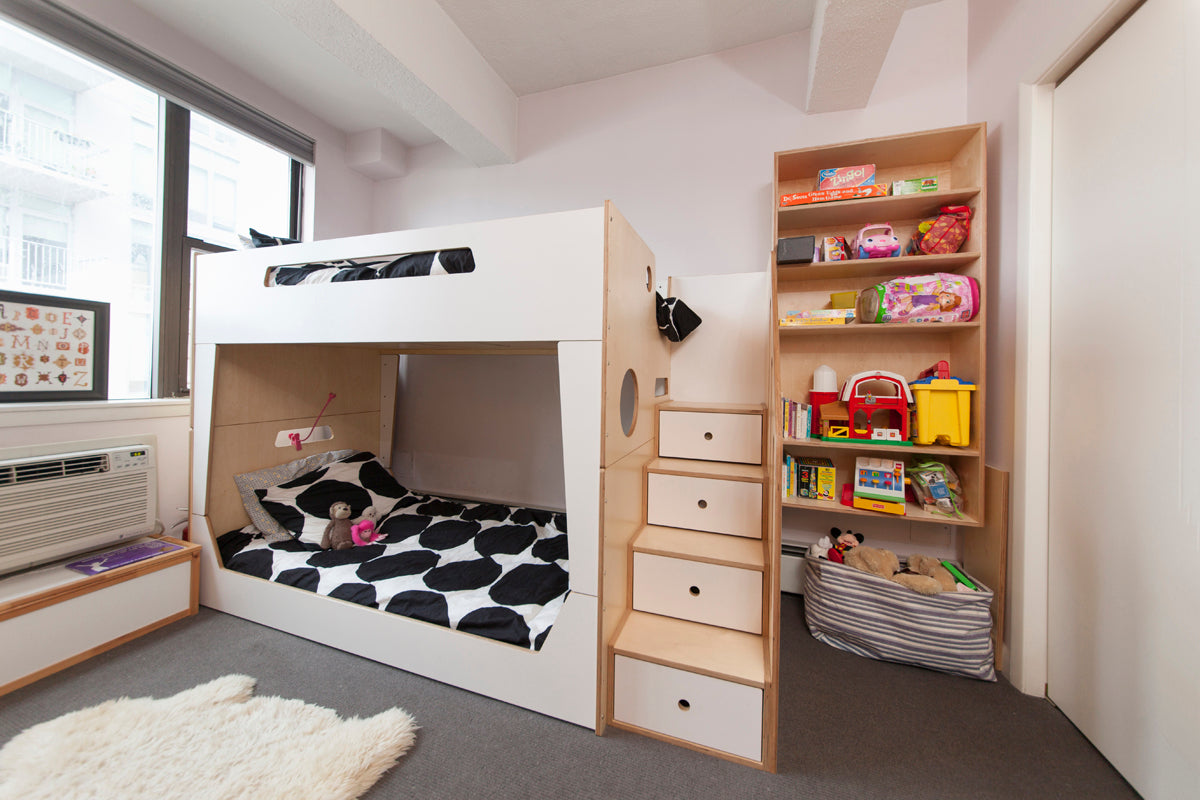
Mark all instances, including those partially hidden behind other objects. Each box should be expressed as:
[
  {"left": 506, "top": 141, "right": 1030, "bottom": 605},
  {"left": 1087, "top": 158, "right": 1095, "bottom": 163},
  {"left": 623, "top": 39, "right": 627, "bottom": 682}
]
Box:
[{"left": 216, "top": 492, "right": 568, "bottom": 651}]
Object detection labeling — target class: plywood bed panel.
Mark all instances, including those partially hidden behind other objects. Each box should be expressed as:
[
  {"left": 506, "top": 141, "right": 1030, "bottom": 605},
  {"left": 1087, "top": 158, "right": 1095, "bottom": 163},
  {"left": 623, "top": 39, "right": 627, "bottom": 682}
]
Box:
[
  {"left": 203, "top": 344, "right": 386, "bottom": 538},
  {"left": 212, "top": 344, "right": 384, "bottom": 426},
  {"left": 207, "top": 412, "right": 381, "bottom": 537},
  {"left": 602, "top": 202, "right": 669, "bottom": 468},
  {"left": 599, "top": 438, "right": 659, "bottom": 732}
]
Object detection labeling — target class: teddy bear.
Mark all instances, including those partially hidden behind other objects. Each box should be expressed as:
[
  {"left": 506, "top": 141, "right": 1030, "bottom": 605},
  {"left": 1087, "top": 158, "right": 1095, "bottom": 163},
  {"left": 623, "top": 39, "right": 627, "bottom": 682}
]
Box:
[
  {"left": 320, "top": 501, "right": 355, "bottom": 550},
  {"left": 907, "top": 552, "right": 957, "bottom": 593},
  {"left": 842, "top": 543, "right": 953, "bottom": 596}
]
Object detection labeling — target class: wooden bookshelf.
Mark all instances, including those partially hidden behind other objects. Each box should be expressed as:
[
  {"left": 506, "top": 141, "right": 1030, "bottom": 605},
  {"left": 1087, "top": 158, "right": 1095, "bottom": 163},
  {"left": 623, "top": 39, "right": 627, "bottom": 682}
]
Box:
[{"left": 771, "top": 123, "right": 988, "bottom": 530}]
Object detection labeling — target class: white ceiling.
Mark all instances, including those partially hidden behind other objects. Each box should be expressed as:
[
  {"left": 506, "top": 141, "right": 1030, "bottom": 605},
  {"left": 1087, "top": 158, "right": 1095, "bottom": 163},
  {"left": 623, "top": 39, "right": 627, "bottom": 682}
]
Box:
[
  {"left": 436, "top": 0, "right": 818, "bottom": 96},
  {"left": 124, "top": 0, "right": 932, "bottom": 169}
]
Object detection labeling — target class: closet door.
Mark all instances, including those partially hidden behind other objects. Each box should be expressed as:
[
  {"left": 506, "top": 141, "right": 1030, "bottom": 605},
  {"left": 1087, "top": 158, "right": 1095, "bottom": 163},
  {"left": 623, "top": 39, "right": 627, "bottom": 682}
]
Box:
[{"left": 1048, "top": 0, "right": 1199, "bottom": 796}]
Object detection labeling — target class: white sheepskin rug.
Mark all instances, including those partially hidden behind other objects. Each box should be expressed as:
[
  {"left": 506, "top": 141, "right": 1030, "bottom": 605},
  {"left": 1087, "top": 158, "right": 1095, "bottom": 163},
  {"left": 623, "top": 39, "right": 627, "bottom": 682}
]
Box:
[{"left": 0, "top": 675, "right": 417, "bottom": 800}]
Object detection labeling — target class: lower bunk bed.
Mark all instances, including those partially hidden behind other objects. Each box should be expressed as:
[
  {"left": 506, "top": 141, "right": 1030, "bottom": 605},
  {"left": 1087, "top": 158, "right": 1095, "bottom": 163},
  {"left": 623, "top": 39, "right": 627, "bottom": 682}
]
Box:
[
  {"left": 192, "top": 441, "right": 600, "bottom": 729},
  {"left": 216, "top": 450, "right": 571, "bottom": 652}
]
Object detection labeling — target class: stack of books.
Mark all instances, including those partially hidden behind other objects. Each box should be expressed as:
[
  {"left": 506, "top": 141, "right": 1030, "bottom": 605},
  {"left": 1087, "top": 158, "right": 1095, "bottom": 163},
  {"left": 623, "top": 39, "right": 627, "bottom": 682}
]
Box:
[
  {"left": 782, "top": 455, "right": 836, "bottom": 501},
  {"left": 781, "top": 396, "right": 811, "bottom": 439}
]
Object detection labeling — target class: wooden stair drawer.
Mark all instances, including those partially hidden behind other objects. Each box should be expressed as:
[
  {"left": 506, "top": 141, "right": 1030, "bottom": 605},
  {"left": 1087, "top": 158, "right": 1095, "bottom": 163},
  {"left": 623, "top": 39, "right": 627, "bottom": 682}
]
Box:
[
  {"left": 646, "top": 473, "right": 762, "bottom": 539},
  {"left": 613, "top": 655, "right": 763, "bottom": 762},
  {"left": 658, "top": 411, "right": 762, "bottom": 465},
  {"left": 633, "top": 552, "right": 762, "bottom": 633}
]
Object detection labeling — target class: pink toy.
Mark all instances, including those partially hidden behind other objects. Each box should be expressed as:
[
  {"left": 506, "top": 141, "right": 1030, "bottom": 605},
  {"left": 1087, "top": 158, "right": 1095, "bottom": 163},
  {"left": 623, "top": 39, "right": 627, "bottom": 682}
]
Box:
[
  {"left": 858, "top": 273, "right": 979, "bottom": 324},
  {"left": 854, "top": 224, "right": 902, "bottom": 259},
  {"left": 350, "top": 518, "right": 379, "bottom": 546}
]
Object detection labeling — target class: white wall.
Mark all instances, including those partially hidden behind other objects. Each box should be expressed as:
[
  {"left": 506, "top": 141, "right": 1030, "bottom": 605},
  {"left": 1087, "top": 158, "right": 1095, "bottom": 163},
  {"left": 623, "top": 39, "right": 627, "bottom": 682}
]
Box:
[
  {"left": 371, "top": 0, "right": 969, "bottom": 505},
  {"left": 374, "top": 1, "right": 969, "bottom": 273},
  {"left": 391, "top": 354, "right": 567, "bottom": 511},
  {"left": 966, "top": 0, "right": 1140, "bottom": 694}
]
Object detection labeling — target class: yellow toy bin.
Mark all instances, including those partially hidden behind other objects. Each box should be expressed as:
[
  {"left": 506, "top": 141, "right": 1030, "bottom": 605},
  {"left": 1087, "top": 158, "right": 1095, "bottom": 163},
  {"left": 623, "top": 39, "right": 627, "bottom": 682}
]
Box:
[{"left": 911, "top": 377, "right": 976, "bottom": 447}]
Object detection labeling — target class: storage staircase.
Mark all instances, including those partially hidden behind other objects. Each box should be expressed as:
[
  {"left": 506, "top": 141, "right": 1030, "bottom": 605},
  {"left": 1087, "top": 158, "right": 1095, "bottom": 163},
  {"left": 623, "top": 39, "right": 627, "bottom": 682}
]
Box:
[{"left": 608, "top": 400, "right": 776, "bottom": 771}]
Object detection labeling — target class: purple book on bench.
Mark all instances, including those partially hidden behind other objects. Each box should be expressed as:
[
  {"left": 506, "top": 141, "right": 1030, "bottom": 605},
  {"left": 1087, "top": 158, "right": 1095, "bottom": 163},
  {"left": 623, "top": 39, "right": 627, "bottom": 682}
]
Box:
[{"left": 66, "top": 540, "right": 182, "bottom": 576}]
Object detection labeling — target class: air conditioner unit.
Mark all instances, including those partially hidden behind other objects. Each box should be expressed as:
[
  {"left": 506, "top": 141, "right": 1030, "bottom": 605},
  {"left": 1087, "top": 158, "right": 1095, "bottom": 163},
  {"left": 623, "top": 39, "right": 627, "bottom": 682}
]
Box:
[{"left": 0, "top": 443, "right": 157, "bottom": 577}]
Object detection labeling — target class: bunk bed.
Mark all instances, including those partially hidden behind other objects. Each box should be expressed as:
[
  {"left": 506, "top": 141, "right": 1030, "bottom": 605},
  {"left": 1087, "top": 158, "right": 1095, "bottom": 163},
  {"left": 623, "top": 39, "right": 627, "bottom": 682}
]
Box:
[{"left": 189, "top": 203, "right": 669, "bottom": 730}]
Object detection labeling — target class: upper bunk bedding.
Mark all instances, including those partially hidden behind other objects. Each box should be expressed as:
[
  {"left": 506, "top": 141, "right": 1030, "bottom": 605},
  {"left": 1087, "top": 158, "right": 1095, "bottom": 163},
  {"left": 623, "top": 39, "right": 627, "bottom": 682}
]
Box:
[
  {"left": 218, "top": 450, "right": 569, "bottom": 651},
  {"left": 267, "top": 248, "right": 475, "bottom": 286}
]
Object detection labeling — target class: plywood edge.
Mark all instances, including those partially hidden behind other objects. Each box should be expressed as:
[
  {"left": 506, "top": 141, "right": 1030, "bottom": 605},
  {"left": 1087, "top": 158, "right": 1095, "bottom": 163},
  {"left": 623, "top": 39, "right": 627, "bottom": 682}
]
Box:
[
  {"left": 612, "top": 611, "right": 765, "bottom": 687},
  {"left": 658, "top": 402, "right": 767, "bottom": 415},
  {"left": 646, "top": 458, "right": 765, "bottom": 483},
  {"left": 964, "top": 466, "right": 1009, "bottom": 672},
  {"left": 632, "top": 526, "right": 764, "bottom": 571}
]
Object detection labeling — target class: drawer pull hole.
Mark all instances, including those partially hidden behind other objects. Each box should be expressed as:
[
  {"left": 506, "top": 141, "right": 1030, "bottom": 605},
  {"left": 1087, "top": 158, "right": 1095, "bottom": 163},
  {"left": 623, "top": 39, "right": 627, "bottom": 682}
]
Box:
[
  {"left": 697, "top": 499, "right": 708, "bottom": 509},
  {"left": 704, "top": 431, "right": 713, "bottom": 440},
  {"left": 689, "top": 585, "right": 700, "bottom": 596},
  {"left": 678, "top": 699, "right": 691, "bottom": 711}
]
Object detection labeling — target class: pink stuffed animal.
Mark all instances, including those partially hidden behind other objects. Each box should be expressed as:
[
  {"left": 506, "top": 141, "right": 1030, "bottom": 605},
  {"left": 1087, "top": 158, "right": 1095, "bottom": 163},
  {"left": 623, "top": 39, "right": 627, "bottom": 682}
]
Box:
[{"left": 350, "top": 506, "right": 380, "bottom": 546}]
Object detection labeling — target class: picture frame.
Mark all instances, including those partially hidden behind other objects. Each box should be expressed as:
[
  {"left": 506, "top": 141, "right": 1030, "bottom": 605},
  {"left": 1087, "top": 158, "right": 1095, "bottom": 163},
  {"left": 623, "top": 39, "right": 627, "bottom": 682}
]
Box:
[{"left": 0, "top": 290, "right": 109, "bottom": 402}]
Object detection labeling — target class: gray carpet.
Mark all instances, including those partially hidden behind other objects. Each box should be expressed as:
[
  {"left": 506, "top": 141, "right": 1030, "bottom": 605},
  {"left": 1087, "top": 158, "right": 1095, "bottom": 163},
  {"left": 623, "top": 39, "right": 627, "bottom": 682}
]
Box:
[{"left": 0, "top": 595, "right": 1139, "bottom": 799}]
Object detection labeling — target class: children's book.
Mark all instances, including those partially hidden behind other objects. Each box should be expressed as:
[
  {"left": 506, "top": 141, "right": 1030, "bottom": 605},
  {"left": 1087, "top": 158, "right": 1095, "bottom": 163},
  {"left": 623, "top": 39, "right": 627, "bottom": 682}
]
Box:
[{"left": 66, "top": 540, "right": 182, "bottom": 575}]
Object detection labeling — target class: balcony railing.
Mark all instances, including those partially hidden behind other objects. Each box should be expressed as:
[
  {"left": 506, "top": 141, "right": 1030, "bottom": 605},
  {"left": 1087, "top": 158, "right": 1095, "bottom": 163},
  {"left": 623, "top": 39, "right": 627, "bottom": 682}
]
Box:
[
  {"left": 0, "top": 110, "right": 99, "bottom": 180},
  {"left": 19, "top": 239, "right": 68, "bottom": 290}
]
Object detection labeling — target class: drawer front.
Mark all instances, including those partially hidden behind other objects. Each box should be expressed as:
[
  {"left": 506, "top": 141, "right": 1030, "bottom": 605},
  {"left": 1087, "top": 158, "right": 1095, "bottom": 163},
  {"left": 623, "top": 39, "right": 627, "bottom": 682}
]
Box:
[
  {"left": 658, "top": 411, "right": 762, "bottom": 465},
  {"left": 614, "top": 655, "right": 763, "bottom": 762},
  {"left": 646, "top": 473, "right": 762, "bottom": 538},
  {"left": 633, "top": 553, "right": 762, "bottom": 633}
]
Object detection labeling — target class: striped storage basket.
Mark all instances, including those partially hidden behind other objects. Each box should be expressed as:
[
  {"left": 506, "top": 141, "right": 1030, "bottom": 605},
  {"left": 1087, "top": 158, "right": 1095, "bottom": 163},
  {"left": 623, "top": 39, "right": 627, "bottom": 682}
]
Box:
[{"left": 804, "top": 555, "right": 996, "bottom": 681}]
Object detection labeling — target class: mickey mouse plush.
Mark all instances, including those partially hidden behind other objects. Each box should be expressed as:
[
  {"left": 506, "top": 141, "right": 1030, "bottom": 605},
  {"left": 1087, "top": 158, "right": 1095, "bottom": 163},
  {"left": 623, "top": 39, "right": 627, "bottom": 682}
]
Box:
[{"left": 827, "top": 527, "right": 863, "bottom": 563}]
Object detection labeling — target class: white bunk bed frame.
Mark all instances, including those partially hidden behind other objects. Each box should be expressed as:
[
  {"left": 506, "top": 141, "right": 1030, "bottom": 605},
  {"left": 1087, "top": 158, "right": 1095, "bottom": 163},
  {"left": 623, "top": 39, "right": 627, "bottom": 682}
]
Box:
[{"left": 190, "top": 202, "right": 669, "bottom": 731}]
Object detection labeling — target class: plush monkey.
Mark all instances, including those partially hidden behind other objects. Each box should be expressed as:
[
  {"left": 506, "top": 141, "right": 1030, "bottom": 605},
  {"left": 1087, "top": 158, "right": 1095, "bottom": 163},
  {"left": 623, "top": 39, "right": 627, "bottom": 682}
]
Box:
[{"left": 320, "top": 501, "right": 355, "bottom": 550}]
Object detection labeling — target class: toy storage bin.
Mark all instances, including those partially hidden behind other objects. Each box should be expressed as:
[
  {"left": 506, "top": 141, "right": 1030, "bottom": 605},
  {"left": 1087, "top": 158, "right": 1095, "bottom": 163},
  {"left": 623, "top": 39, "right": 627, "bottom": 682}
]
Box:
[{"left": 803, "top": 555, "right": 995, "bottom": 681}]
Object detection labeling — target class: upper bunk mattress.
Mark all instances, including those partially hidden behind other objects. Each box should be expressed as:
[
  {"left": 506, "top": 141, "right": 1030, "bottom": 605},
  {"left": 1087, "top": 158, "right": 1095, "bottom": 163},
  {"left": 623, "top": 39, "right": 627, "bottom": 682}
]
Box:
[
  {"left": 217, "top": 460, "right": 569, "bottom": 651},
  {"left": 267, "top": 248, "right": 475, "bottom": 286}
]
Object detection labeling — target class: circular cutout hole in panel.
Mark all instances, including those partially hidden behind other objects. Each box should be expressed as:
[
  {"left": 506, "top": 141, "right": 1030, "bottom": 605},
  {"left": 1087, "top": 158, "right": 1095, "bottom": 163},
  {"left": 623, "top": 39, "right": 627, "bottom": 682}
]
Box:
[
  {"left": 704, "top": 431, "right": 713, "bottom": 440},
  {"left": 620, "top": 368, "right": 638, "bottom": 437},
  {"left": 678, "top": 699, "right": 691, "bottom": 711},
  {"left": 689, "top": 585, "right": 700, "bottom": 596},
  {"left": 697, "top": 499, "right": 708, "bottom": 509}
]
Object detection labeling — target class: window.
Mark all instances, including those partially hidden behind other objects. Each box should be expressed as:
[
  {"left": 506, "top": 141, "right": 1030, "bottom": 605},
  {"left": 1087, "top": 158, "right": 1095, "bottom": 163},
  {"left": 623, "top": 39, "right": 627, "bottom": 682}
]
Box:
[
  {"left": 187, "top": 165, "right": 208, "bottom": 226},
  {"left": 188, "top": 112, "right": 292, "bottom": 249},
  {"left": 0, "top": 11, "right": 309, "bottom": 399}
]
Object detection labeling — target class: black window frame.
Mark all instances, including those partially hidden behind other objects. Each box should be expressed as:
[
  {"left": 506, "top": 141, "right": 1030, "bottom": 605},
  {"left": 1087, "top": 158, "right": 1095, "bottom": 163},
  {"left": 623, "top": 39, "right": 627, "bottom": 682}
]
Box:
[{"left": 157, "top": 103, "right": 303, "bottom": 398}]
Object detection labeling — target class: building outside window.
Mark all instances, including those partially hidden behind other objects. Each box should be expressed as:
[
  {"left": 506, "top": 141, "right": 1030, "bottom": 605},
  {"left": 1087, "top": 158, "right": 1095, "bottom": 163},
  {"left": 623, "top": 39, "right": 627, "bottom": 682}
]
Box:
[{"left": 0, "top": 17, "right": 303, "bottom": 399}]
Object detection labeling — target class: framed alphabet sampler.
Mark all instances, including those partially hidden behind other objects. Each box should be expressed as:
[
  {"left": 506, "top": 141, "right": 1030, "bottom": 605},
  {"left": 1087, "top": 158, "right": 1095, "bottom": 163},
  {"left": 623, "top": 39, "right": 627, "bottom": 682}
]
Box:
[{"left": 0, "top": 290, "right": 109, "bottom": 402}]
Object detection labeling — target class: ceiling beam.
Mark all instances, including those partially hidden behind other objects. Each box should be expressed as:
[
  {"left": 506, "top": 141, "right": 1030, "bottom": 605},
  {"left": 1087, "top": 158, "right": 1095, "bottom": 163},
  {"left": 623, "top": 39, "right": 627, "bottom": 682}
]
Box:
[
  {"left": 266, "top": 0, "right": 517, "bottom": 166},
  {"left": 806, "top": 0, "right": 909, "bottom": 113}
]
